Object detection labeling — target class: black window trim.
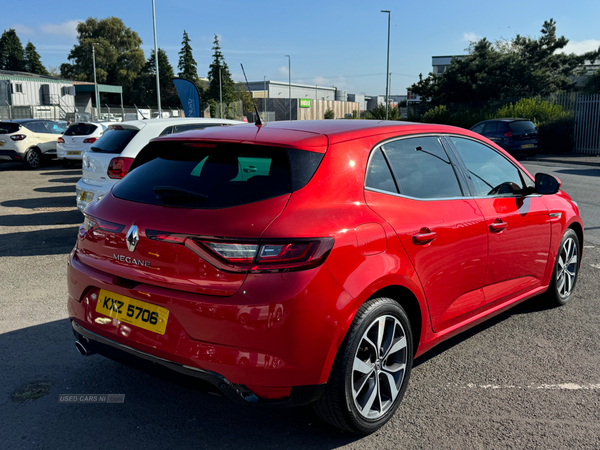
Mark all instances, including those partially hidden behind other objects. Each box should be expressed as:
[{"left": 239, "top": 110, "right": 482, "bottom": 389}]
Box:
[
  {"left": 443, "top": 134, "right": 540, "bottom": 199},
  {"left": 364, "top": 133, "right": 469, "bottom": 201}
]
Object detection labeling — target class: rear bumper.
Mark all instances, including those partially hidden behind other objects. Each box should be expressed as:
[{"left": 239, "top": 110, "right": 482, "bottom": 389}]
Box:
[
  {"left": 57, "top": 144, "right": 85, "bottom": 160},
  {"left": 75, "top": 179, "right": 113, "bottom": 212},
  {"left": 67, "top": 250, "right": 353, "bottom": 395},
  {"left": 0, "top": 149, "right": 23, "bottom": 161},
  {"left": 71, "top": 320, "right": 325, "bottom": 407}
]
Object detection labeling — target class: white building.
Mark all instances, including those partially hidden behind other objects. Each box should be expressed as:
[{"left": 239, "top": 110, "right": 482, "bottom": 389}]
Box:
[{"left": 0, "top": 70, "right": 75, "bottom": 120}]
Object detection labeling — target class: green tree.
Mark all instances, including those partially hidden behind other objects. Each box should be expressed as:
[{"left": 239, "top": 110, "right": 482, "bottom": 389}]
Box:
[
  {"left": 138, "top": 48, "right": 180, "bottom": 107},
  {"left": 0, "top": 29, "right": 25, "bottom": 71},
  {"left": 235, "top": 82, "right": 253, "bottom": 114},
  {"left": 206, "top": 34, "right": 236, "bottom": 117},
  {"left": 60, "top": 17, "right": 145, "bottom": 104},
  {"left": 582, "top": 69, "right": 600, "bottom": 94},
  {"left": 178, "top": 31, "right": 199, "bottom": 82},
  {"left": 23, "top": 41, "right": 48, "bottom": 75},
  {"left": 410, "top": 19, "right": 600, "bottom": 104}
]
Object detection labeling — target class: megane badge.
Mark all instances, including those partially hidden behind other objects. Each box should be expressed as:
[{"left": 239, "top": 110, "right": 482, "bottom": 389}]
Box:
[{"left": 126, "top": 225, "right": 139, "bottom": 252}]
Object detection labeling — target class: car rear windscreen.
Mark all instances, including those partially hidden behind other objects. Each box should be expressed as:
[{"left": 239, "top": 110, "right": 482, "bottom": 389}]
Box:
[
  {"left": 112, "top": 142, "right": 324, "bottom": 208},
  {"left": 90, "top": 129, "right": 138, "bottom": 154},
  {"left": 64, "top": 123, "right": 98, "bottom": 136},
  {"left": 509, "top": 121, "right": 536, "bottom": 132},
  {"left": 0, "top": 123, "right": 21, "bottom": 134}
]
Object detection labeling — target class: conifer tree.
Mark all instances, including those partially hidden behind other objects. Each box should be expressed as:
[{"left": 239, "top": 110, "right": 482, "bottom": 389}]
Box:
[
  {"left": 0, "top": 29, "right": 25, "bottom": 71},
  {"left": 177, "top": 30, "right": 199, "bottom": 82},
  {"left": 24, "top": 41, "right": 48, "bottom": 75},
  {"left": 206, "top": 34, "right": 236, "bottom": 116}
]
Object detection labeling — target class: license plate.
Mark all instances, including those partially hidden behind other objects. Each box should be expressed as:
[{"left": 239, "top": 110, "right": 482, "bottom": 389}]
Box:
[
  {"left": 522, "top": 144, "right": 535, "bottom": 149},
  {"left": 96, "top": 289, "right": 170, "bottom": 335},
  {"left": 67, "top": 151, "right": 81, "bottom": 155},
  {"left": 0, "top": 141, "right": 4, "bottom": 147},
  {"left": 79, "top": 191, "right": 94, "bottom": 203}
]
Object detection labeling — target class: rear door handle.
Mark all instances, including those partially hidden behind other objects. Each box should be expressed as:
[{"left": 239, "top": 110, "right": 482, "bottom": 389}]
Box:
[
  {"left": 489, "top": 219, "right": 508, "bottom": 233},
  {"left": 412, "top": 228, "right": 437, "bottom": 245}
]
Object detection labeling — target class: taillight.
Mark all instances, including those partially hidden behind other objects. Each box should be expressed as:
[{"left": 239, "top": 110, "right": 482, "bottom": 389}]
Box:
[
  {"left": 504, "top": 131, "right": 513, "bottom": 137},
  {"left": 107, "top": 157, "right": 134, "bottom": 179},
  {"left": 58, "top": 137, "right": 65, "bottom": 143},
  {"left": 10, "top": 134, "right": 26, "bottom": 141},
  {"left": 147, "top": 231, "right": 334, "bottom": 273},
  {"left": 83, "top": 137, "right": 98, "bottom": 144},
  {"left": 79, "top": 214, "right": 125, "bottom": 238}
]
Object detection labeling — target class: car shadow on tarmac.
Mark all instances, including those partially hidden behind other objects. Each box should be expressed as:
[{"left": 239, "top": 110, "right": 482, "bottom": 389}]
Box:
[
  {"left": 0, "top": 319, "right": 361, "bottom": 449},
  {"left": 555, "top": 168, "right": 600, "bottom": 177},
  {"left": 1, "top": 196, "right": 75, "bottom": 210},
  {"left": 0, "top": 227, "right": 78, "bottom": 257},
  {"left": 35, "top": 186, "right": 77, "bottom": 194}
]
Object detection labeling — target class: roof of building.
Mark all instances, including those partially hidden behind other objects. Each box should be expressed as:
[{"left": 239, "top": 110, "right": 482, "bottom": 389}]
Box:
[{"left": 0, "top": 69, "right": 72, "bottom": 84}]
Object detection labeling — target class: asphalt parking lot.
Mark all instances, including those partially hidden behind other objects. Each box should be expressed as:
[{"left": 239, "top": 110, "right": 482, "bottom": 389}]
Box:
[{"left": 0, "top": 159, "right": 599, "bottom": 449}]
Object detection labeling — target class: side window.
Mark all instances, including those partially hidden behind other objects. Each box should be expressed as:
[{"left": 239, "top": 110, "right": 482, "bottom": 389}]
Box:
[
  {"left": 383, "top": 136, "right": 463, "bottom": 199},
  {"left": 365, "top": 148, "right": 397, "bottom": 193},
  {"left": 482, "top": 122, "right": 499, "bottom": 134},
  {"left": 450, "top": 137, "right": 532, "bottom": 196},
  {"left": 24, "top": 122, "right": 43, "bottom": 133},
  {"left": 471, "top": 123, "right": 484, "bottom": 134}
]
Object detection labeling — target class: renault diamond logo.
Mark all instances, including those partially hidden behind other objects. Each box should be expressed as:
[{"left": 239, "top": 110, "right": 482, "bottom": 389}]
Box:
[{"left": 125, "top": 225, "right": 139, "bottom": 252}]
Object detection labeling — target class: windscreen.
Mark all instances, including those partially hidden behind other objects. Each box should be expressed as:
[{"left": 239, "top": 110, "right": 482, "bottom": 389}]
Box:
[
  {"left": 65, "top": 123, "right": 98, "bottom": 136},
  {"left": 90, "top": 129, "right": 138, "bottom": 154},
  {"left": 0, "top": 123, "right": 21, "bottom": 134},
  {"left": 113, "top": 142, "right": 324, "bottom": 208}
]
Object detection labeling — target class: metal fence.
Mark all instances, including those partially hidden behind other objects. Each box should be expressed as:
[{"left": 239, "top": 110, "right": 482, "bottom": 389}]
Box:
[
  {"left": 574, "top": 94, "right": 600, "bottom": 155},
  {"left": 0, "top": 104, "right": 185, "bottom": 122}
]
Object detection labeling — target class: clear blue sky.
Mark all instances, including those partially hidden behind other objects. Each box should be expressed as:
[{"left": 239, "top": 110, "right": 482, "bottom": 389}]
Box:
[{"left": 2, "top": 0, "right": 599, "bottom": 96}]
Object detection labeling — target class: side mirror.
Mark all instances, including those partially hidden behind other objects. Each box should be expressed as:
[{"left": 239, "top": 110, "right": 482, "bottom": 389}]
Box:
[{"left": 535, "top": 173, "right": 561, "bottom": 195}]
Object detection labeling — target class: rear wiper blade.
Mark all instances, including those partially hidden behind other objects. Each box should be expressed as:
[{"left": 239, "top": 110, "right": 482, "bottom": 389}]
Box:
[{"left": 153, "top": 186, "right": 209, "bottom": 202}]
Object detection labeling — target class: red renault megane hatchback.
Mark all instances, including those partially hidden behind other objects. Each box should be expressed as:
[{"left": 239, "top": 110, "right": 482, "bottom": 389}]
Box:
[{"left": 67, "top": 120, "right": 583, "bottom": 434}]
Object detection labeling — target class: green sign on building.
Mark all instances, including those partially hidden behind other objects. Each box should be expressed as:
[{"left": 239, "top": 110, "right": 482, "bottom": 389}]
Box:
[{"left": 299, "top": 98, "right": 311, "bottom": 108}]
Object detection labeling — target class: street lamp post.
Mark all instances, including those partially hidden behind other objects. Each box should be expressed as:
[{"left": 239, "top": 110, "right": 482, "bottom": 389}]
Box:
[
  {"left": 381, "top": 10, "right": 391, "bottom": 120},
  {"left": 91, "top": 43, "right": 100, "bottom": 122},
  {"left": 152, "top": 0, "right": 162, "bottom": 118},
  {"left": 285, "top": 55, "right": 291, "bottom": 121},
  {"left": 219, "top": 67, "right": 223, "bottom": 119},
  {"left": 263, "top": 75, "right": 267, "bottom": 122}
]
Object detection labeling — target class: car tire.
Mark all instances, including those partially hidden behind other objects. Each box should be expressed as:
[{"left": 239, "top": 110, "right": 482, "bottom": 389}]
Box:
[
  {"left": 24, "top": 148, "right": 42, "bottom": 169},
  {"left": 313, "top": 297, "right": 413, "bottom": 434},
  {"left": 545, "top": 228, "right": 580, "bottom": 306}
]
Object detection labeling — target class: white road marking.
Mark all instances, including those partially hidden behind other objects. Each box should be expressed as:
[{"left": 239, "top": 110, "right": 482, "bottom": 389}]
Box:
[
  {"left": 590, "top": 264, "right": 600, "bottom": 269},
  {"left": 583, "top": 245, "right": 594, "bottom": 248},
  {"left": 461, "top": 383, "right": 600, "bottom": 390}
]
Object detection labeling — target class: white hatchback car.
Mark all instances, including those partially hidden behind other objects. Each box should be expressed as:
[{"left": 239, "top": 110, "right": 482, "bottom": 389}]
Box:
[
  {"left": 75, "top": 118, "right": 243, "bottom": 212},
  {"left": 57, "top": 122, "right": 108, "bottom": 164},
  {"left": 0, "top": 119, "right": 67, "bottom": 168}
]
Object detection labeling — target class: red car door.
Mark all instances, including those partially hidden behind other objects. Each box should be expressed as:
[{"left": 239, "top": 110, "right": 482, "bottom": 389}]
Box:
[
  {"left": 448, "top": 137, "right": 552, "bottom": 304},
  {"left": 364, "top": 136, "right": 488, "bottom": 332}
]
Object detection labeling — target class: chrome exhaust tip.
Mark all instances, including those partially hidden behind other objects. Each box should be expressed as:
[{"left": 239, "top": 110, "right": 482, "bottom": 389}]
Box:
[{"left": 75, "top": 340, "right": 95, "bottom": 356}]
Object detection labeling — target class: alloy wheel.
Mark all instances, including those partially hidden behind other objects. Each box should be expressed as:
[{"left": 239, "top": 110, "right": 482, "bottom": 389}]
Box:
[
  {"left": 556, "top": 236, "right": 578, "bottom": 298},
  {"left": 27, "top": 149, "right": 41, "bottom": 168},
  {"left": 352, "top": 314, "right": 408, "bottom": 419}
]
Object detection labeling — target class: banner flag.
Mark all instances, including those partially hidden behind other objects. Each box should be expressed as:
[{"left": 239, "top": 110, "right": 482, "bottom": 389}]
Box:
[{"left": 172, "top": 78, "right": 201, "bottom": 117}]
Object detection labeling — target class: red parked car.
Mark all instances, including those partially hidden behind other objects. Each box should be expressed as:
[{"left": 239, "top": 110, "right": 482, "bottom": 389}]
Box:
[{"left": 67, "top": 120, "right": 583, "bottom": 434}]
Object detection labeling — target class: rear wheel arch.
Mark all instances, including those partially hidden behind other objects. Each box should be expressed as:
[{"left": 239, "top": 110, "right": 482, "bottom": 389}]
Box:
[{"left": 365, "top": 285, "right": 422, "bottom": 357}]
